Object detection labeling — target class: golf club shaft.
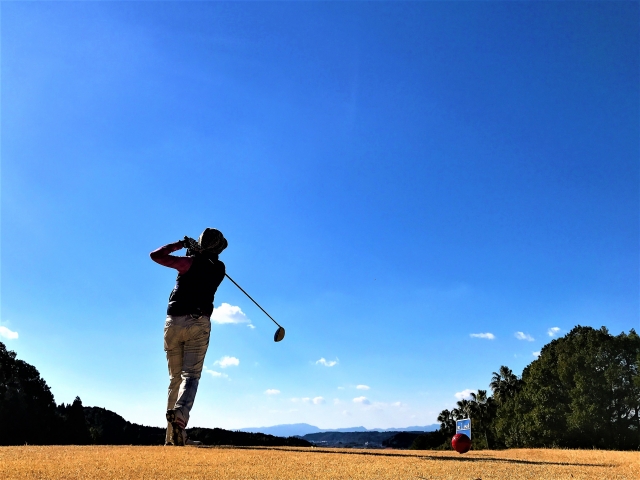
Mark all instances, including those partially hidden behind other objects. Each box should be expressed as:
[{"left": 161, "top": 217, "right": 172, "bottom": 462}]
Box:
[{"left": 225, "top": 273, "right": 282, "bottom": 328}]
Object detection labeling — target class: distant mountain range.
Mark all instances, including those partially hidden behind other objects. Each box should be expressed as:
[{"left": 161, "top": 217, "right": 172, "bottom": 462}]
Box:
[{"left": 239, "top": 423, "right": 439, "bottom": 437}]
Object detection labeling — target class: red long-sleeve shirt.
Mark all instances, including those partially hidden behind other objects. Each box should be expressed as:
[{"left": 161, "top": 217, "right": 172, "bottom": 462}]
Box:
[{"left": 150, "top": 241, "right": 194, "bottom": 275}]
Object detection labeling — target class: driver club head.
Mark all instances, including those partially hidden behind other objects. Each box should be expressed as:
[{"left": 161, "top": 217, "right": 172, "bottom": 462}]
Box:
[{"left": 274, "top": 326, "right": 285, "bottom": 342}]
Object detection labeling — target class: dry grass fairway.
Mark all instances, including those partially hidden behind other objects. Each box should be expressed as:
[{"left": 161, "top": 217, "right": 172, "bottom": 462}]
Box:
[{"left": 1, "top": 446, "right": 638, "bottom": 480}]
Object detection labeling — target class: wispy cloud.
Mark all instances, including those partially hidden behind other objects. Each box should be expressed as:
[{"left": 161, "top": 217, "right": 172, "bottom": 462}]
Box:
[
  {"left": 316, "top": 357, "right": 338, "bottom": 367},
  {"left": 214, "top": 356, "right": 239, "bottom": 368},
  {"left": 333, "top": 398, "right": 341, "bottom": 405},
  {"left": 353, "top": 396, "right": 371, "bottom": 405},
  {"left": 265, "top": 389, "right": 280, "bottom": 395},
  {"left": 515, "top": 332, "right": 534, "bottom": 341},
  {"left": 312, "top": 396, "right": 325, "bottom": 405},
  {"left": 391, "top": 401, "right": 403, "bottom": 407},
  {"left": 356, "top": 385, "right": 370, "bottom": 390},
  {"left": 533, "top": 351, "right": 541, "bottom": 358},
  {"left": 210, "top": 303, "right": 253, "bottom": 327},
  {"left": 548, "top": 327, "right": 560, "bottom": 337},
  {"left": 454, "top": 389, "right": 476, "bottom": 400},
  {"left": 470, "top": 332, "right": 495, "bottom": 340},
  {"left": 203, "top": 365, "right": 229, "bottom": 378},
  {"left": 0, "top": 326, "right": 18, "bottom": 340}
]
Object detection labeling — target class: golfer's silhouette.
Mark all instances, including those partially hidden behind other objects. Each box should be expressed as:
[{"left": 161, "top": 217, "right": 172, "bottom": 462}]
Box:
[{"left": 150, "top": 228, "right": 227, "bottom": 446}]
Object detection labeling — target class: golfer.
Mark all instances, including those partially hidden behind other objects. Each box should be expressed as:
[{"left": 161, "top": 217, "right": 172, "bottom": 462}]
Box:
[{"left": 150, "top": 228, "right": 227, "bottom": 446}]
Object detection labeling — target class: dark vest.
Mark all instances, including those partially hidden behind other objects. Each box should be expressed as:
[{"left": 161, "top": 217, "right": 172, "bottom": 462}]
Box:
[{"left": 167, "top": 254, "right": 225, "bottom": 316}]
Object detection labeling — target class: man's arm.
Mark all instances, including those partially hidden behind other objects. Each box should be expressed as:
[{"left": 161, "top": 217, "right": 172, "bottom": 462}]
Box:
[{"left": 150, "top": 241, "right": 193, "bottom": 275}]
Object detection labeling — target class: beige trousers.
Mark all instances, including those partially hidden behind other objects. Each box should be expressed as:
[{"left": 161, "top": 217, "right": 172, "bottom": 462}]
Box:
[{"left": 164, "top": 314, "right": 211, "bottom": 444}]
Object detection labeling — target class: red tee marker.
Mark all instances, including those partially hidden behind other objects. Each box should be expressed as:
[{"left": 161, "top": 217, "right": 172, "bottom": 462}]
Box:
[{"left": 451, "top": 433, "right": 471, "bottom": 453}]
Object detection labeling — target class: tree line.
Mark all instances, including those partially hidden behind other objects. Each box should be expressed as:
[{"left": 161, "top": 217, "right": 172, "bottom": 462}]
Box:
[
  {"left": 433, "top": 326, "right": 639, "bottom": 450},
  {"left": 2, "top": 325, "right": 638, "bottom": 449},
  {"left": 0, "top": 341, "right": 310, "bottom": 446},
  {"left": 0, "top": 341, "right": 87, "bottom": 445}
]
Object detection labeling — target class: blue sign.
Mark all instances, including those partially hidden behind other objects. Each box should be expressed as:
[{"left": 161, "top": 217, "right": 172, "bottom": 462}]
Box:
[{"left": 456, "top": 418, "right": 471, "bottom": 439}]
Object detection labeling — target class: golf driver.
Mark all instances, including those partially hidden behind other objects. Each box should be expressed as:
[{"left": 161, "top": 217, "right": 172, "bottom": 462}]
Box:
[
  {"left": 224, "top": 273, "right": 286, "bottom": 342},
  {"left": 182, "top": 236, "right": 285, "bottom": 342}
]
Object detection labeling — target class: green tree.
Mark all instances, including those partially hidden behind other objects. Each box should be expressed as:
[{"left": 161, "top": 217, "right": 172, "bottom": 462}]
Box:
[
  {"left": 494, "top": 326, "right": 640, "bottom": 449},
  {"left": 437, "top": 409, "right": 456, "bottom": 436},
  {"left": 454, "top": 399, "right": 472, "bottom": 419},
  {"left": 469, "top": 389, "right": 496, "bottom": 448},
  {"left": 0, "top": 341, "right": 60, "bottom": 445},
  {"left": 490, "top": 366, "right": 521, "bottom": 405},
  {"left": 58, "top": 397, "right": 91, "bottom": 445}
]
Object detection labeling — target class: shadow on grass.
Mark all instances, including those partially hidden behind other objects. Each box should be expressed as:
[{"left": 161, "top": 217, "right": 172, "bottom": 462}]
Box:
[
  {"left": 199, "top": 446, "right": 610, "bottom": 468},
  {"left": 414, "top": 455, "right": 609, "bottom": 467}
]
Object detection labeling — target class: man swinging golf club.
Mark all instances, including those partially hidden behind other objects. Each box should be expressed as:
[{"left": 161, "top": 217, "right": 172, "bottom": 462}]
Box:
[{"left": 150, "top": 228, "right": 227, "bottom": 446}]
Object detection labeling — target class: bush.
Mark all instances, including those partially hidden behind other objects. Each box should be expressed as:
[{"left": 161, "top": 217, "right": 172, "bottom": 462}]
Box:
[{"left": 409, "top": 431, "right": 446, "bottom": 450}]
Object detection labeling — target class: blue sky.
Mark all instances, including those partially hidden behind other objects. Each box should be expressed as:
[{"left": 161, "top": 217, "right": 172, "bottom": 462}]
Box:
[{"left": 2, "top": 1, "right": 638, "bottom": 430}]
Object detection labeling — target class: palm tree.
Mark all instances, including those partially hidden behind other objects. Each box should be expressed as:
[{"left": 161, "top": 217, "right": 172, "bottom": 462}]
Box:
[
  {"left": 455, "top": 399, "right": 473, "bottom": 419},
  {"left": 437, "top": 408, "right": 456, "bottom": 436},
  {"left": 470, "top": 389, "right": 487, "bottom": 404},
  {"left": 470, "top": 389, "right": 491, "bottom": 447},
  {"left": 470, "top": 390, "right": 488, "bottom": 423},
  {"left": 490, "top": 366, "right": 520, "bottom": 404}
]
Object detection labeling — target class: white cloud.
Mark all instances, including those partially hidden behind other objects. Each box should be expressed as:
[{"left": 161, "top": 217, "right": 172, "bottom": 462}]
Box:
[
  {"left": 391, "top": 401, "right": 403, "bottom": 407},
  {"left": 333, "top": 398, "right": 341, "bottom": 405},
  {"left": 533, "top": 351, "right": 541, "bottom": 358},
  {"left": 265, "top": 389, "right": 280, "bottom": 395},
  {"left": 315, "top": 357, "right": 338, "bottom": 367},
  {"left": 356, "top": 385, "right": 370, "bottom": 390},
  {"left": 292, "top": 397, "right": 311, "bottom": 403},
  {"left": 214, "top": 356, "right": 239, "bottom": 368},
  {"left": 454, "top": 389, "right": 476, "bottom": 400},
  {"left": 353, "top": 396, "right": 371, "bottom": 405},
  {"left": 247, "top": 324, "right": 256, "bottom": 329},
  {"left": 210, "top": 303, "right": 252, "bottom": 326},
  {"left": 470, "top": 332, "right": 495, "bottom": 340},
  {"left": 205, "top": 370, "right": 228, "bottom": 378},
  {"left": 548, "top": 327, "right": 561, "bottom": 337},
  {"left": 337, "top": 386, "right": 345, "bottom": 390},
  {"left": 515, "top": 332, "right": 534, "bottom": 341},
  {"left": 312, "top": 396, "right": 325, "bottom": 405},
  {"left": 0, "top": 326, "right": 18, "bottom": 340}
]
